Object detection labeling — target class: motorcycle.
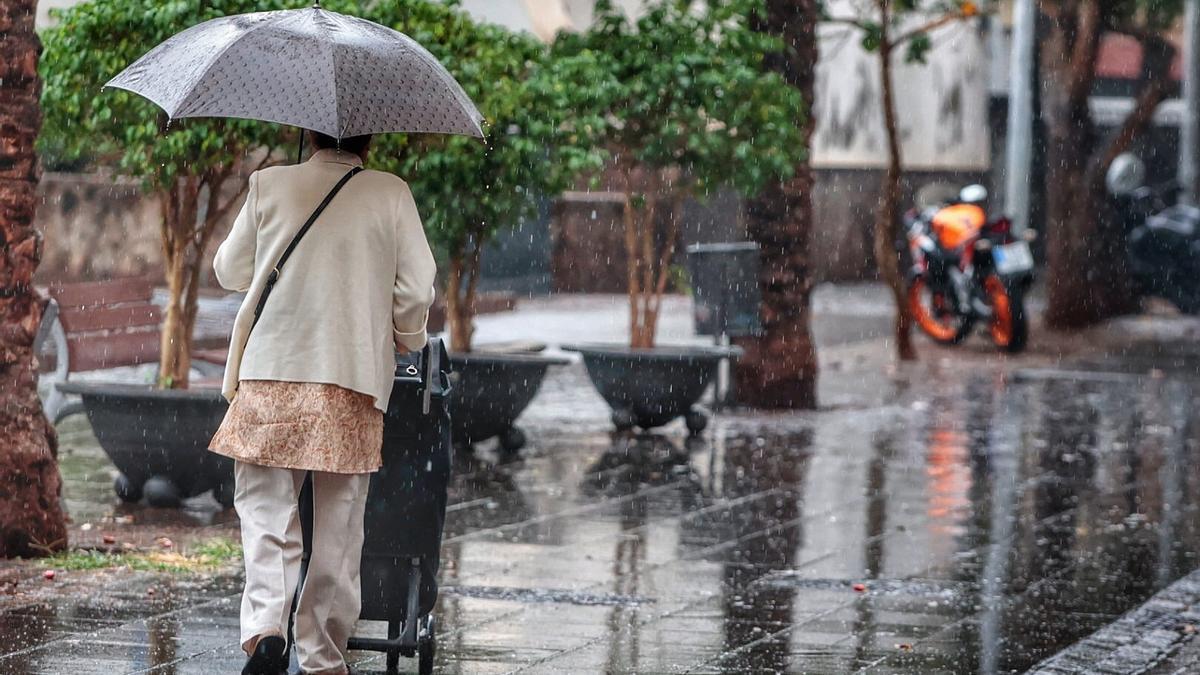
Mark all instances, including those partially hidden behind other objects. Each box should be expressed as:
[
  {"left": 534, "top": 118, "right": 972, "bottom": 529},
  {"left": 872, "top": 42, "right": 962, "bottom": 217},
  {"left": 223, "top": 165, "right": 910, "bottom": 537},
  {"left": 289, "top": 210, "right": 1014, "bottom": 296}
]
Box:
[
  {"left": 904, "top": 184, "right": 1035, "bottom": 353},
  {"left": 1106, "top": 153, "right": 1200, "bottom": 314}
]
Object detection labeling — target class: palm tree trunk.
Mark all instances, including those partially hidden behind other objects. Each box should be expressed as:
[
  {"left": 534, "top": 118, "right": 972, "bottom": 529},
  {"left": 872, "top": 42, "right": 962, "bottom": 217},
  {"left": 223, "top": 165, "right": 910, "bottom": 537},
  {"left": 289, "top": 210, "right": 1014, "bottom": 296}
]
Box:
[
  {"left": 738, "top": 0, "right": 820, "bottom": 408},
  {"left": 0, "top": 0, "right": 68, "bottom": 558}
]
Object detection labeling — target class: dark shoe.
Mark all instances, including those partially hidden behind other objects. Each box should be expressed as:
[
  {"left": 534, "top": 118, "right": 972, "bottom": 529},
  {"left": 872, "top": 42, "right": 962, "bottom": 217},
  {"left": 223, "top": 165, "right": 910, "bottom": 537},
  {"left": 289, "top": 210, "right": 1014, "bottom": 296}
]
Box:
[{"left": 242, "top": 635, "right": 288, "bottom": 675}]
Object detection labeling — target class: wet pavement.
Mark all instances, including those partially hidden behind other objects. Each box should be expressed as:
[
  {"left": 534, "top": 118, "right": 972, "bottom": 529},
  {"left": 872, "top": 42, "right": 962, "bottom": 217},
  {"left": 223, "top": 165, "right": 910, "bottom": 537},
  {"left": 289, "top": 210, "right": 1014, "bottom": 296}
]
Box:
[{"left": 6, "top": 294, "right": 1200, "bottom": 673}]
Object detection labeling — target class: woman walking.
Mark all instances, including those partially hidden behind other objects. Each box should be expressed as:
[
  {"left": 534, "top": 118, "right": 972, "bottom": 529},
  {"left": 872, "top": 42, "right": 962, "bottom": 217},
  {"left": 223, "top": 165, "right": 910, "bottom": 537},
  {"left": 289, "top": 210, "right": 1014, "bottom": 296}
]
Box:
[{"left": 209, "top": 131, "right": 436, "bottom": 675}]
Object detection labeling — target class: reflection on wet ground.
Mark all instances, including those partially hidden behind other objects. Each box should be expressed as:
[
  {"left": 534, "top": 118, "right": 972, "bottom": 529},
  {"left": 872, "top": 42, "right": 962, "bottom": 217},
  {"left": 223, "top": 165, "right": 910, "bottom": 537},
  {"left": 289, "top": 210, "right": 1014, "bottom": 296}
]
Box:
[{"left": 5, "top": 357, "right": 1200, "bottom": 673}]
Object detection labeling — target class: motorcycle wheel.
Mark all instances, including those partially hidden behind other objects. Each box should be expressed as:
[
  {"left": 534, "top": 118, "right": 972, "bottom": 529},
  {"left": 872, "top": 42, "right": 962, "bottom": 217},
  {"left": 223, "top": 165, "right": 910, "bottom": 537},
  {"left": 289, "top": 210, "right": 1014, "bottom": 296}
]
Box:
[
  {"left": 984, "top": 275, "right": 1027, "bottom": 353},
  {"left": 908, "top": 276, "right": 972, "bottom": 345}
]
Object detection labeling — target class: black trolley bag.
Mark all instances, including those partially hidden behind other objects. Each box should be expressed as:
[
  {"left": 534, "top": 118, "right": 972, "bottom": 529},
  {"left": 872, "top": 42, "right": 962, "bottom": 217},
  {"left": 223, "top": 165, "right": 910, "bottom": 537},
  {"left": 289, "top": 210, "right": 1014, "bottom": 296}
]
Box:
[{"left": 293, "top": 337, "right": 452, "bottom": 674}]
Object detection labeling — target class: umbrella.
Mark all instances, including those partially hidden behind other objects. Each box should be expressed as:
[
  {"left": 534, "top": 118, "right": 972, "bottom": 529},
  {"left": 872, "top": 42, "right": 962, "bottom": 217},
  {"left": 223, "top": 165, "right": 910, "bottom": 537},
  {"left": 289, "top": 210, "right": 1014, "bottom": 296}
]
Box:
[{"left": 105, "top": 3, "right": 483, "bottom": 140}]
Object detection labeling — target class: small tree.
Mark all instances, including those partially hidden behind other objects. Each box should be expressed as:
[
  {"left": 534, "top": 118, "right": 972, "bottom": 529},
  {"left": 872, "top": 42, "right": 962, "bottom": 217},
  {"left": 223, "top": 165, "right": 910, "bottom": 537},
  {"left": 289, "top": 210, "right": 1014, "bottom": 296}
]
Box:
[
  {"left": 0, "top": 0, "right": 67, "bottom": 558},
  {"left": 1039, "top": 1, "right": 1182, "bottom": 327},
  {"left": 351, "top": 0, "right": 609, "bottom": 352},
  {"left": 556, "top": 0, "right": 805, "bottom": 349},
  {"left": 824, "top": 0, "right": 980, "bottom": 361},
  {"left": 40, "top": 0, "right": 291, "bottom": 388}
]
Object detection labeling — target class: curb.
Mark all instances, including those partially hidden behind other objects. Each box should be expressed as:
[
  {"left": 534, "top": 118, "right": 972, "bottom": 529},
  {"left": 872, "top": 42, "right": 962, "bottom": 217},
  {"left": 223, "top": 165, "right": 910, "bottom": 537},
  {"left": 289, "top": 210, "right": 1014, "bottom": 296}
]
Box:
[{"left": 1028, "top": 569, "right": 1200, "bottom": 674}]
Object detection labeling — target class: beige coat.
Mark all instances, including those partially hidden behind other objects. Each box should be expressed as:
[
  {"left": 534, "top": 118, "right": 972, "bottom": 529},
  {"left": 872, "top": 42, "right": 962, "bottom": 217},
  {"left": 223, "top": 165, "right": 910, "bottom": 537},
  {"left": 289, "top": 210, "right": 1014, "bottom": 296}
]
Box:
[{"left": 214, "top": 148, "right": 436, "bottom": 412}]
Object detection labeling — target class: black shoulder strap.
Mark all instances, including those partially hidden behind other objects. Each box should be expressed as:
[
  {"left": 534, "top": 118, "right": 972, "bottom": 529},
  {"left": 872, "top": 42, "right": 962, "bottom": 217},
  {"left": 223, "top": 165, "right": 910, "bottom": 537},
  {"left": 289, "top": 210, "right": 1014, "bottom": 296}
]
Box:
[{"left": 249, "top": 166, "right": 363, "bottom": 332}]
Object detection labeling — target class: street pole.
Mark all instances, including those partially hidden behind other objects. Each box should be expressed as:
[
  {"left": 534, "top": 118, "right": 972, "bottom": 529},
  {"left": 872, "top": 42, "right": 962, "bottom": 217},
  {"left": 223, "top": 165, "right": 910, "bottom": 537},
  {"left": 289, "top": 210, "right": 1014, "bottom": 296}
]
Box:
[
  {"left": 1004, "top": 0, "right": 1036, "bottom": 234},
  {"left": 1181, "top": 0, "right": 1200, "bottom": 205}
]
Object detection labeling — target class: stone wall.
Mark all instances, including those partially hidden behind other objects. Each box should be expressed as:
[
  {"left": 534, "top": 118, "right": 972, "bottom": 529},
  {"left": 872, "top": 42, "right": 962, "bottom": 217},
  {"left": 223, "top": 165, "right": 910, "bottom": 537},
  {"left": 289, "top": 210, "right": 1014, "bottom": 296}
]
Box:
[
  {"left": 548, "top": 170, "right": 990, "bottom": 291},
  {"left": 33, "top": 172, "right": 241, "bottom": 286},
  {"left": 34, "top": 168, "right": 990, "bottom": 291},
  {"left": 811, "top": 168, "right": 991, "bottom": 281},
  {"left": 34, "top": 172, "right": 163, "bottom": 284}
]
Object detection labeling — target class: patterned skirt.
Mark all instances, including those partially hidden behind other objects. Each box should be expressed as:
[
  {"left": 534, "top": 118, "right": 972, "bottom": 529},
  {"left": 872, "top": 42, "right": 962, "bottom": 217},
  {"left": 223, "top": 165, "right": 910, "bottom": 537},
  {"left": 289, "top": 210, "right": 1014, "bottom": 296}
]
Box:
[{"left": 209, "top": 379, "right": 383, "bottom": 474}]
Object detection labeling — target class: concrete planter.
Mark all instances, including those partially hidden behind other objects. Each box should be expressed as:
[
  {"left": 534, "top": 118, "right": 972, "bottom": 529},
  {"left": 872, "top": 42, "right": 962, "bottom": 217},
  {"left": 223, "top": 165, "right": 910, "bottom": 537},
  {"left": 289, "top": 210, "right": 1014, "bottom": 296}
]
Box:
[
  {"left": 57, "top": 382, "right": 233, "bottom": 508},
  {"left": 561, "top": 343, "right": 740, "bottom": 433},
  {"left": 448, "top": 351, "right": 569, "bottom": 457}
]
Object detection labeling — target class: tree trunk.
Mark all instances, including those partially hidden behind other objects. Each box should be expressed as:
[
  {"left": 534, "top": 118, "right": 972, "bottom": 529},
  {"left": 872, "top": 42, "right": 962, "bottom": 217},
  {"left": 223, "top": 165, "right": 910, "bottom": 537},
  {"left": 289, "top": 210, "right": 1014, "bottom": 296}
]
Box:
[
  {"left": 737, "top": 0, "right": 820, "bottom": 409},
  {"left": 158, "top": 236, "right": 194, "bottom": 388},
  {"left": 0, "top": 0, "right": 67, "bottom": 558},
  {"left": 625, "top": 170, "right": 664, "bottom": 350},
  {"left": 446, "top": 240, "right": 479, "bottom": 354},
  {"left": 1042, "top": 7, "right": 1171, "bottom": 327},
  {"left": 875, "top": 35, "right": 917, "bottom": 361}
]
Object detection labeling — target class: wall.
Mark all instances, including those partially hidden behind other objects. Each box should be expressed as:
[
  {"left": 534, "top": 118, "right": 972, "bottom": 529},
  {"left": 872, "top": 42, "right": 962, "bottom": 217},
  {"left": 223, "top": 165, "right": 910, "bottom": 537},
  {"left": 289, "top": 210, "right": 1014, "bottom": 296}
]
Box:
[
  {"left": 811, "top": 168, "right": 990, "bottom": 281},
  {"left": 34, "top": 172, "right": 163, "bottom": 284},
  {"left": 813, "top": 4, "right": 991, "bottom": 171},
  {"left": 33, "top": 172, "right": 240, "bottom": 286}
]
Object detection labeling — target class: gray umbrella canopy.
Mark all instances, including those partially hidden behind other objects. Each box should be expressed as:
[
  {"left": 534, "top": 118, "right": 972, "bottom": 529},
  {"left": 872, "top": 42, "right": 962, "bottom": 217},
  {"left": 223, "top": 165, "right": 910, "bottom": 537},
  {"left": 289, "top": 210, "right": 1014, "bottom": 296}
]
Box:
[{"left": 106, "top": 6, "right": 483, "bottom": 138}]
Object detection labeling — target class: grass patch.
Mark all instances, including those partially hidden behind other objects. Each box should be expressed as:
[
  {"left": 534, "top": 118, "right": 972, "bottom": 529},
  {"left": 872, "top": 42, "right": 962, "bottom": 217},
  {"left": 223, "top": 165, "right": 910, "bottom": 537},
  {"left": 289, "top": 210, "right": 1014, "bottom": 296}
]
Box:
[{"left": 46, "top": 537, "right": 243, "bottom": 574}]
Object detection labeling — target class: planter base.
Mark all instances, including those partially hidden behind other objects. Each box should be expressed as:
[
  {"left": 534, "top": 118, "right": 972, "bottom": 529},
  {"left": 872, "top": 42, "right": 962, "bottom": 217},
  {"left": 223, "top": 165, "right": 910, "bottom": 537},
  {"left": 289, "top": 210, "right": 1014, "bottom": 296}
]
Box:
[
  {"left": 563, "top": 344, "right": 739, "bottom": 431},
  {"left": 59, "top": 382, "right": 232, "bottom": 508},
  {"left": 448, "top": 351, "right": 568, "bottom": 458}
]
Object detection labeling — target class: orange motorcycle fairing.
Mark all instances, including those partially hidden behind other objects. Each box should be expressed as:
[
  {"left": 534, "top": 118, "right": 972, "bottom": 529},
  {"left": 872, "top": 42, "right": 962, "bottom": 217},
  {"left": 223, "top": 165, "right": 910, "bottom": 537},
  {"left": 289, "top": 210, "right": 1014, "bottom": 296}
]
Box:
[{"left": 930, "top": 204, "right": 986, "bottom": 250}]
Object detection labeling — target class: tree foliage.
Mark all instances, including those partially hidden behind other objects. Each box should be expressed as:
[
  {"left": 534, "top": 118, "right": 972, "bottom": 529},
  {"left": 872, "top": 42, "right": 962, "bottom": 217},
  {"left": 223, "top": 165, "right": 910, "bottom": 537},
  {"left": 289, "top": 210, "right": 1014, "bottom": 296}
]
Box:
[
  {"left": 324, "top": 0, "right": 611, "bottom": 350},
  {"left": 40, "top": 0, "right": 292, "bottom": 188},
  {"left": 559, "top": 0, "right": 803, "bottom": 198},
  {"left": 40, "top": 0, "right": 295, "bottom": 388},
  {"left": 554, "top": 0, "right": 806, "bottom": 348},
  {"left": 40, "top": 0, "right": 608, "bottom": 358}
]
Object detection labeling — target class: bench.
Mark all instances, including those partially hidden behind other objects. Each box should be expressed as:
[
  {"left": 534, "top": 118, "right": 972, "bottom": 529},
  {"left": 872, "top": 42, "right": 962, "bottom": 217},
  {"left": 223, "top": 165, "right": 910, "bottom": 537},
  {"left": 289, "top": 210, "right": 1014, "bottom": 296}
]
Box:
[{"left": 36, "top": 276, "right": 227, "bottom": 423}]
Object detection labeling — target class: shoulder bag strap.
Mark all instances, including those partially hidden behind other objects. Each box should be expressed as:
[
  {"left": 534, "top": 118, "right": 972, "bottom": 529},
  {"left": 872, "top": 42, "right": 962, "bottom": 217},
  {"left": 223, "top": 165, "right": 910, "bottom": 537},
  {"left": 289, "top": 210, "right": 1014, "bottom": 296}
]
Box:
[{"left": 249, "top": 166, "right": 363, "bottom": 332}]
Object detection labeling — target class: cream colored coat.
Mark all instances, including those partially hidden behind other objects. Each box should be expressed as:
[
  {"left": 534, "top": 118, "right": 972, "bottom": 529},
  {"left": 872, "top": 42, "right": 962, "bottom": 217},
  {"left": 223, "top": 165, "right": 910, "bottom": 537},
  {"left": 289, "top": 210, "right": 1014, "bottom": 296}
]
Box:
[{"left": 214, "top": 149, "right": 436, "bottom": 412}]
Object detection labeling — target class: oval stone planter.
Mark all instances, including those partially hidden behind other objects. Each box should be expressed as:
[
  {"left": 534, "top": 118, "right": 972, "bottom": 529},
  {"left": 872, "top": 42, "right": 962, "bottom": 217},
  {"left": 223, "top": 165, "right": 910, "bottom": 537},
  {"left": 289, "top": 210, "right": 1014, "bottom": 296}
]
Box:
[
  {"left": 448, "top": 351, "right": 569, "bottom": 457},
  {"left": 57, "top": 382, "right": 233, "bottom": 508},
  {"left": 561, "top": 344, "right": 741, "bottom": 433}
]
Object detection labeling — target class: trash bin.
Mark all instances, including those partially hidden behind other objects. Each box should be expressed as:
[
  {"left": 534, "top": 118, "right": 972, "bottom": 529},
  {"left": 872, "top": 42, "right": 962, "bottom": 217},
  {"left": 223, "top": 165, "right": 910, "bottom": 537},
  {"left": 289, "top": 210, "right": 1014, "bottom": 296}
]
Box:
[
  {"left": 686, "top": 242, "right": 762, "bottom": 338},
  {"left": 686, "top": 242, "right": 761, "bottom": 407}
]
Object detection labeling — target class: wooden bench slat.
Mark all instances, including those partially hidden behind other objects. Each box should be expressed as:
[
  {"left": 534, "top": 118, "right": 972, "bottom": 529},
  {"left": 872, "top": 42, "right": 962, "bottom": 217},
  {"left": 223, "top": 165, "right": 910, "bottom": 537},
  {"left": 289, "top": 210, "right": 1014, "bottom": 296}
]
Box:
[
  {"left": 67, "top": 330, "right": 162, "bottom": 372},
  {"left": 49, "top": 277, "right": 156, "bottom": 309},
  {"left": 58, "top": 304, "right": 160, "bottom": 333},
  {"left": 193, "top": 348, "right": 229, "bottom": 365}
]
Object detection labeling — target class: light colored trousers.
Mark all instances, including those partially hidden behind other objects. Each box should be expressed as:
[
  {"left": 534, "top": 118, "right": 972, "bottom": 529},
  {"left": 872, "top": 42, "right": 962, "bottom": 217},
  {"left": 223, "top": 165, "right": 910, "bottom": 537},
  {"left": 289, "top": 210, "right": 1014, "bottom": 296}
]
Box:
[{"left": 234, "top": 460, "right": 371, "bottom": 674}]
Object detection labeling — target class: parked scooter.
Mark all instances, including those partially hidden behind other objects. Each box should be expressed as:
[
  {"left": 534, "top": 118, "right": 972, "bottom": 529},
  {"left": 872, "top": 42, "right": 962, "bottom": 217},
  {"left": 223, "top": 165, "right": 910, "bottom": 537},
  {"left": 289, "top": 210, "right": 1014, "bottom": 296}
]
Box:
[
  {"left": 1106, "top": 153, "right": 1200, "bottom": 314},
  {"left": 904, "top": 185, "right": 1036, "bottom": 353}
]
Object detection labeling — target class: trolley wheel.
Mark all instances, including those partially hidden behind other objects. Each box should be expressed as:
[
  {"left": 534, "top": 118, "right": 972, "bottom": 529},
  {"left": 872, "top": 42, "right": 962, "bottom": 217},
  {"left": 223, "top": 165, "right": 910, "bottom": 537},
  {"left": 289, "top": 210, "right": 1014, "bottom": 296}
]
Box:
[
  {"left": 418, "top": 623, "right": 436, "bottom": 675},
  {"left": 386, "top": 618, "right": 401, "bottom": 672},
  {"left": 114, "top": 474, "right": 142, "bottom": 503}
]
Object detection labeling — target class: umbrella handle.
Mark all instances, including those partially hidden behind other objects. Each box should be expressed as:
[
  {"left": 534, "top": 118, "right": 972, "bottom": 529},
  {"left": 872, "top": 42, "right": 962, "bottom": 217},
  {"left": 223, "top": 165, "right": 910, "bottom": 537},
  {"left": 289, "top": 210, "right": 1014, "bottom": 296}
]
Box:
[{"left": 295, "top": 130, "right": 305, "bottom": 164}]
